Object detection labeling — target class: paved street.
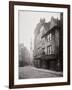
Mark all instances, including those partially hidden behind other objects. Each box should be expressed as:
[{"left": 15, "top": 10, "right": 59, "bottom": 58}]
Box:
[{"left": 19, "top": 65, "right": 63, "bottom": 79}]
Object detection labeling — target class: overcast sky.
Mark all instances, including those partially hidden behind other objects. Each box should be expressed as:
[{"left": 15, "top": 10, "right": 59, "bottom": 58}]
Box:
[{"left": 18, "top": 10, "right": 60, "bottom": 51}]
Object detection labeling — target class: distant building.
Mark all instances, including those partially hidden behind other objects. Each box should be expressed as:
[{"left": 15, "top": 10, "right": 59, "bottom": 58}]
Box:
[
  {"left": 19, "top": 44, "right": 31, "bottom": 67},
  {"left": 33, "top": 13, "right": 63, "bottom": 71}
]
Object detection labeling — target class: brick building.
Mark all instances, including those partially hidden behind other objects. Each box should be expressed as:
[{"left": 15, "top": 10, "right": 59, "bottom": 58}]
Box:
[{"left": 33, "top": 13, "right": 63, "bottom": 71}]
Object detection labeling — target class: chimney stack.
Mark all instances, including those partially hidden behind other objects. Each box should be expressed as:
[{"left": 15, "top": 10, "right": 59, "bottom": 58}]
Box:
[{"left": 40, "top": 18, "right": 45, "bottom": 25}]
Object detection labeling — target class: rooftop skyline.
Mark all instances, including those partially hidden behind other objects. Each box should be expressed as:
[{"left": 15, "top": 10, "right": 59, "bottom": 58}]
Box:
[{"left": 18, "top": 10, "right": 60, "bottom": 51}]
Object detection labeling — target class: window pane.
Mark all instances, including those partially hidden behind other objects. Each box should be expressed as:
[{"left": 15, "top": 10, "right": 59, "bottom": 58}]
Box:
[
  {"left": 47, "top": 47, "right": 49, "bottom": 55},
  {"left": 50, "top": 46, "right": 52, "bottom": 54},
  {"left": 47, "top": 46, "right": 52, "bottom": 55},
  {"left": 49, "top": 33, "right": 52, "bottom": 41},
  {"left": 47, "top": 33, "right": 52, "bottom": 42}
]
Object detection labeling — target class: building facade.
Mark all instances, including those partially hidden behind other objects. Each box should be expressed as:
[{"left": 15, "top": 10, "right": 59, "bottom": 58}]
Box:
[{"left": 33, "top": 13, "right": 63, "bottom": 71}]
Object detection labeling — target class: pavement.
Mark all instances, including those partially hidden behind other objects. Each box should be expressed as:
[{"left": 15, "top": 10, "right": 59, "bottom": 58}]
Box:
[{"left": 19, "top": 65, "right": 63, "bottom": 79}]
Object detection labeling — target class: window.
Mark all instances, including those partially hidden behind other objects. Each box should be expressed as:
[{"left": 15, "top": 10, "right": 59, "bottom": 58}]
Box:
[
  {"left": 49, "top": 46, "right": 52, "bottom": 54},
  {"left": 47, "top": 46, "right": 52, "bottom": 55},
  {"left": 49, "top": 33, "right": 52, "bottom": 41},
  {"left": 42, "top": 48, "right": 45, "bottom": 55},
  {"left": 47, "top": 33, "right": 52, "bottom": 41}
]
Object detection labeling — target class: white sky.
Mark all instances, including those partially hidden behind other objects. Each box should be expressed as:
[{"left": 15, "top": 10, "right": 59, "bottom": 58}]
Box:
[{"left": 18, "top": 10, "right": 60, "bottom": 51}]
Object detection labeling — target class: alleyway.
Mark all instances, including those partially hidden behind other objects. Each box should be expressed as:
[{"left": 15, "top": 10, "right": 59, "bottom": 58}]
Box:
[{"left": 19, "top": 65, "right": 63, "bottom": 79}]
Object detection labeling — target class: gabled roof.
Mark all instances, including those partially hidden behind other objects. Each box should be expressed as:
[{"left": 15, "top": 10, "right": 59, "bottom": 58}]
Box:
[
  {"left": 34, "top": 17, "right": 62, "bottom": 38},
  {"left": 44, "top": 22, "right": 50, "bottom": 32},
  {"left": 42, "top": 17, "right": 61, "bottom": 38}
]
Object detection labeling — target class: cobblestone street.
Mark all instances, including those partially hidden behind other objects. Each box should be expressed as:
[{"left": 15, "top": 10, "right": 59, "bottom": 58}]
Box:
[{"left": 19, "top": 65, "right": 63, "bottom": 79}]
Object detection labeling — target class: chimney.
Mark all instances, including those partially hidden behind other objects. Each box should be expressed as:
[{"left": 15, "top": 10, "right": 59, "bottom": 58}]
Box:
[{"left": 40, "top": 18, "right": 45, "bottom": 25}]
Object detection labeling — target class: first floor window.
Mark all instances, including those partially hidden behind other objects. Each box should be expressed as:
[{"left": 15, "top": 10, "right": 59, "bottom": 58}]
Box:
[{"left": 47, "top": 45, "right": 52, "bottom": 55}]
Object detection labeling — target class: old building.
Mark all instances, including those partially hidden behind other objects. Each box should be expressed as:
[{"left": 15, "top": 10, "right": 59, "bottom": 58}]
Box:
[
  {"left": 33, "top": 13, "right": 63, "bottom": 71},
  {"left": 19, "top": 44, "right": 31, "bottom": 67}
]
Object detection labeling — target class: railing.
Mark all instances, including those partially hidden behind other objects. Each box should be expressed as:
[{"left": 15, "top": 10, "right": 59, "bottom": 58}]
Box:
[{"left": 34, "top": 54, "right": 56, "bottom": 60}]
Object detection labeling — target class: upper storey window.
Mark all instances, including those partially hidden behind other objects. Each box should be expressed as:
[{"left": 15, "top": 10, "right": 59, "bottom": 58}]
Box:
[{"left": 47, "top": 33, "right": 52, "bottom": 42}]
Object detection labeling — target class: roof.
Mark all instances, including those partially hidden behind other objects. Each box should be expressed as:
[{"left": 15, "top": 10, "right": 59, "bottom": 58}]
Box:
[
  {"left": 42, "top": 17, "right": 61, "bottom": 38},
  {"left": 44, "top": 22, "right": 50, "bottom": 32},
  {"left": 34, "top": 17, "right": 62, "bottom": 37}
]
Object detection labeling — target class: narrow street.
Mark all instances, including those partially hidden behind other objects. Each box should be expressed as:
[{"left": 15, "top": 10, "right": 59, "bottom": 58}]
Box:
[{"left": 19, "top": 65, "right": 63, "bottom": 79}]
